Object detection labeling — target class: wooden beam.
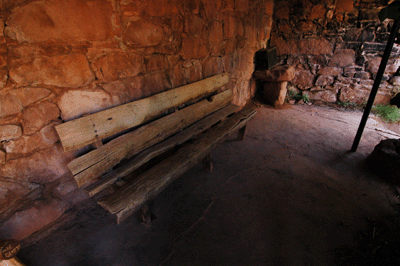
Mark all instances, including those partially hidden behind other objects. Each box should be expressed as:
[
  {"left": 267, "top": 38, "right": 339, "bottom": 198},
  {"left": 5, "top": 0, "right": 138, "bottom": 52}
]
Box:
[
  {"left": 55, "top": 73, "right": 229, "bottom": 152},
  {"left": 70, "top": 89, "right": 233, "bottom": 187},
  {"left": 98, "top": 107, "right": 257, "bottom": 223},
  {"left": 85, "top": 104, "right": 240, "bottom": 196}
]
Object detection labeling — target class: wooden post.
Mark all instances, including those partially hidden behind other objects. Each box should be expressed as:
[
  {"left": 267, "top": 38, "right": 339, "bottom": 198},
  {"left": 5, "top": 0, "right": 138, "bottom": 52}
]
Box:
[
  {"left": 0, "top": 239, "right": 20, "bottom": 261},
  {"left": 138, "top": 204, "right": 152, "bottom": 227},
  {"left": 0, "top": 239, "right": 24, "bottom": 266}
]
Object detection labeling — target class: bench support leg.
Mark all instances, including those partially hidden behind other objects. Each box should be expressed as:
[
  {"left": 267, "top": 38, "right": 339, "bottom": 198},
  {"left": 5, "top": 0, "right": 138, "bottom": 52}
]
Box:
[
  {"left": 90, "top": 139, "right": 103, "bottom": 149},
  {"left": 202, "top": 153, "right": 213, "bottom": 172},
  {"left": 138, "top": 204, "right": 153, "bottom": 227},
  {"left": 238, "top": 125, "right": 247, "bottom": 141}
]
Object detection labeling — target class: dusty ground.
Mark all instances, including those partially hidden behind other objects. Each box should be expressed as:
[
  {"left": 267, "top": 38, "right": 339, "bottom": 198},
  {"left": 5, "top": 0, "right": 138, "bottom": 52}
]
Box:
[{"left": 17, "top": 103, "right": 400, "bottom": 266}]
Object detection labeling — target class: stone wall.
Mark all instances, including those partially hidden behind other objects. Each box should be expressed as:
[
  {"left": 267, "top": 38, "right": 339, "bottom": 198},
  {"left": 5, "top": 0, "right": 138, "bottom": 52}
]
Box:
[
  {"left": 271, "top": 0, "right": 400, "bottom": 105},
  {"left": 0, "top": 0, "right": 273, "bottom": 240}
]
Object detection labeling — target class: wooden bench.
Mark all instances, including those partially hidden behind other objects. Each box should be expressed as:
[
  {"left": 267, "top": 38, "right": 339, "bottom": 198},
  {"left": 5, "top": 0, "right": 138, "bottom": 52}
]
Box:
[{"left": 55, "top": 73, "right": 256, "bottom": 224}]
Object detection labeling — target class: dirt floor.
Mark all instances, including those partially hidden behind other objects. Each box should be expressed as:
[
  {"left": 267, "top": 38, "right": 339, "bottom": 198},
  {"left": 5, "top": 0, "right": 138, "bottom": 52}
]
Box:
[{"left": 17, "top": 103, "right": 400, "bottom": 266}]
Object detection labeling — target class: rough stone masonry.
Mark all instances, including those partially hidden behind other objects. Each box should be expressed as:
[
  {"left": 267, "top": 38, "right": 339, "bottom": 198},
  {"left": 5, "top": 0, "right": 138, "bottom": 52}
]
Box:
[
  {"left": 271, "top": 0, "right": 400, "bottom": 105},
  {"left": 0, "top": 0, "right": 273, "bottom": 240}
]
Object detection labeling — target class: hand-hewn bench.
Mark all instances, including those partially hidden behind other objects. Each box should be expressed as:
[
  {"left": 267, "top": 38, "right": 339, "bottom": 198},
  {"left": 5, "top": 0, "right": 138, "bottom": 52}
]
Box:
[{"left": 55, "top": 73, "right": 256, "bottom": 224}]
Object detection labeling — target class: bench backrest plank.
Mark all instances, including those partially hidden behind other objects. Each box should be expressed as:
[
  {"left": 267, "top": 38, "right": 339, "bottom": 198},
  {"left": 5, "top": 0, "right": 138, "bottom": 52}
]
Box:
[
  {"left": 70, "top": 89, "right": 233, "bottom": 187},
  {"left": 55, "top": 73, "right": 229, "bottom": 152}
]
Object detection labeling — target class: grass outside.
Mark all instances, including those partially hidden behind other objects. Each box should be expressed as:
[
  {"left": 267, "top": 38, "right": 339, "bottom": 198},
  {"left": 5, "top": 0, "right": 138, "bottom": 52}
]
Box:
[{"left": 372, "top": 105, "right": 400, "bottom": 123}]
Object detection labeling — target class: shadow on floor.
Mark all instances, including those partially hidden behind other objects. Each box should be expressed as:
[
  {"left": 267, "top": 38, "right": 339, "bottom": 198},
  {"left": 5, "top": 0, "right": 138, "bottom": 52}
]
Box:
[{"left": 19, "top": 103, "right": 400, "bottom": 266}]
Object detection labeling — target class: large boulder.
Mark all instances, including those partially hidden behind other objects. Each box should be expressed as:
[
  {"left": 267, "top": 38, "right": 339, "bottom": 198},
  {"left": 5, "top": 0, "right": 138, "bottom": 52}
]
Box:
[
  {"left": 292, "top": 69, "right": 315, "bottom": 88},
  {"left": 10, "top": 54, "right": 95, "bottom": 88},
  {"left": 21, "top": 101, "right": 60, "bottom": 135},
  {"left": 263, "top": 82, "right": 288, "bottom": 106},
  {"left": 367, "top": 139, "right": 400, "bottom": 183},
  {"left": 91, "top": 52, "right": 143, "bottom": 82},
  {"left": 123, "top": 20, "right": 165, "bottom": 47},
  {"left": 57, "top": 89, "right": 113, "bottom": 121},
  {"left": 5, "top": 0, "right": 114, "bottom": 43},
  {"left": 0, "top": 125, "right": 22, "bottom": 141},
  {"left": 0, "top": 145, "right": 70, "bottom": 184},
  {"left": 181, "top": 35, "right": 209, "bottom": 59},
  {"left": 272, "top": 36, "right": 333, "bottom": 56},
  {"left": 338, "top": 85, "right": 391, "bottom": 105},
  {"left": 328, "top": 49, "right": 356, "bottom": 68}
]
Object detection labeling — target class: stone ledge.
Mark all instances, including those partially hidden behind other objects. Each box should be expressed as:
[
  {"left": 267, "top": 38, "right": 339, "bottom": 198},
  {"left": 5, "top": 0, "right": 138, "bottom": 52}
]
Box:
[
  {"left": 253, "top": 65, "right": 295, "bottom": 82},
  {"left": 254, "top": 65, "right": 295, "bottom": 106}
]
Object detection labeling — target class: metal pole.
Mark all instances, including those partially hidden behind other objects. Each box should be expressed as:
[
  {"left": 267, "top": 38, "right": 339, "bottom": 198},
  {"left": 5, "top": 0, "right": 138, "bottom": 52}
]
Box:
[{"left": 351, "top": 18, "right": 400, "bottom": 152}]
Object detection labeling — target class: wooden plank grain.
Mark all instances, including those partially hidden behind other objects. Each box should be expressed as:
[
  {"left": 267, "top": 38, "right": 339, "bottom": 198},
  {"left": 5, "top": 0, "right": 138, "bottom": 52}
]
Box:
[
  {"left": 114, "top": 108, "right": 257, "bottom": 223},
  {"left": 55, "top": 73, "right": 229, "bottom": 152},
  {"left": 97, "top": 107, "right": 257, "bottom": 223},
  {"left": 85, "top": 104, "right": 241, "bottom": 196},
  {"left": 70, "top": 89, "right": 233, "bottom": 187}
]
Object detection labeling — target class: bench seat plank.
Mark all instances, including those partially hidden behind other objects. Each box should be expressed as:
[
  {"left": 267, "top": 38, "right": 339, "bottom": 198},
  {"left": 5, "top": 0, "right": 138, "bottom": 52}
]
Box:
[
  {"left": 98, "top": 106, "right": 257, "bottom": 223},
  {"left": 69, "top": 89, "right": 233, "bottom": 187},
  {"left": 85, "top": 104, "right": 241, "bottom": 196}
]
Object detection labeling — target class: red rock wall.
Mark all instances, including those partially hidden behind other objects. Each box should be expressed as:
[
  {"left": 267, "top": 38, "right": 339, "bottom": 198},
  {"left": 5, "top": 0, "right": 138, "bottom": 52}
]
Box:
[
  {"left": 271, "top": 0, "right": 400, "bottom": 104},
  {"left": 0, "top": 0, "right": 273, "bottom": 240}
]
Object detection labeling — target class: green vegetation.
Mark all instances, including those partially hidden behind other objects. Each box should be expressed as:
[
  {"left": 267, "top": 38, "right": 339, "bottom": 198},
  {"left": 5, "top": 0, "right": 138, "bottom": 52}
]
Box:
[
  {"left": 287, "top": 89, "right": 310, "bottom": 103},
  {"left": 372, "top": 104, "right": 400, "bottom": 123},
  {"left": 337, "top": 100, "right": 357, "bottom": 108},
  {"left": 302, "top": 94, "right": 310, "bottom": 104}
]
